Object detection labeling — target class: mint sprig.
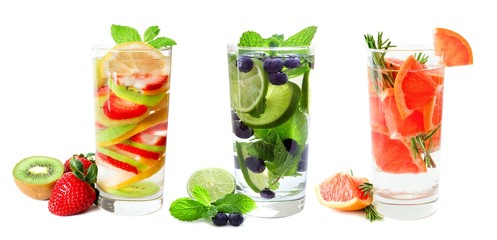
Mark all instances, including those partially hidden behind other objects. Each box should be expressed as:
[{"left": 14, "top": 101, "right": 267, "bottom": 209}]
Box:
[
  {"left": 238, "top": 26, "right": 317, "bottom": 47},
  {"left": 169, "top": 185, "right": 256, "bottom": 223},
  {"left": 111, "top": 24, "right": 177, "bottom": 48}
]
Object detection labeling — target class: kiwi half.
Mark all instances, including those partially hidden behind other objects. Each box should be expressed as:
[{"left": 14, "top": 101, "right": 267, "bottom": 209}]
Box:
[
  {"left": 104, "top": 181, "right": 160, "bottom": 198},
  {"left": 13, "top": 156, "right": 64, "bottom": 200}
]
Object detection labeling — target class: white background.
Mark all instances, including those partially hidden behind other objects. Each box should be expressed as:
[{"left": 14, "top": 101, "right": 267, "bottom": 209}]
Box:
[{"left": 0, "top": 0, "right": 494, "bottom": 239}]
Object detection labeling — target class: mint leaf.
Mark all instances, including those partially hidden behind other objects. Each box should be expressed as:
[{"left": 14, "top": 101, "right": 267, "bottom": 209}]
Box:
[
  {"left": 281, "top": 26, "right": 317, "bottom": 46},
  {"left": 148, "top": 37, "right": 177, "bottom": 48},
  {"left": 192, "top": 185, "right": 211, "bottom": 206},
  {"left": 213, "top": 193, "right": 257, "bottom": 214},
  {"left": 111, "top": 24, "right": 142, "bottom": 44},
  {"left": 239, "top": 31, "right": 263, "bottom": 47},
  {"left": 169, "top": 197, "right": 206, "bottom": 221},
  {"left": 261, "top": 34, "right": 284, "bottom": 47},
  {"left": 284, "top": 65, "right": 310, "bottom": 79},
  {"left": 246, "top": 140, "right": 274, "bottom": 161},
  {"left": 202, "top": 205, "right": 218, "bottom": 220},
  {"left": 144, "top": 26, "right": 160, "bottom": 42}
]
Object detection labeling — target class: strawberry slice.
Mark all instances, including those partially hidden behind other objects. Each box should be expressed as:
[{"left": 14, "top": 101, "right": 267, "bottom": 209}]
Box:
[
  {"left": 117, "top": 74, "right": 168, "bottom": 91},
  {"left": 115, "top": 143, "right": 161, "bottom": 160},
  {"left": 103, "top": 94, "right": 148, "bottom": 120},
  {"left": 97, "top": 152, "right": 138, "bottom": 174},
  {"left": 96, "top": 85, "right": 109, "bottom": 97},
  {"left": 129, "top": 122, "right": 167, "bottom": 146}
]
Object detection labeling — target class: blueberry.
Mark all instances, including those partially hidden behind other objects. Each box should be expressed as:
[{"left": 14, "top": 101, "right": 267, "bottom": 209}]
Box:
[
  {"left": 268, "top": 72, "right": 288, "bottom": 85},
  {"left": 237, "top": 56, "right": 253, "bottom": 73},
  {"left": 284, "top": 57, "right": 301, "bottom": 68},
  {"left": 260, "top": 188, "right": 276, "bottom": 199},
  {"left": 263, "top": 58, "right": 284, "bottom": 73},
  {"left": 298, "top": 145, "right": 309, "bottom": 172},
  {"left": 231, "top": 110, "right": 240, "bottom": 121},
  {"left": 228, "top": 213, "right": 244, "bottom": 226},
  {"left": 245, "top": 156, "right": 265, "bottom": 173},
  {"left": 233, "top": 120, "right": 253, "bottom": 139},
  {"left": 282, "top": 138, "right": 298, "bottom": 155},
  {"left": 212, "top": 212, "right": 229, "bottom": 226},
  {"left": 234, "top": 155, "right": 240, "bottom": 169}
]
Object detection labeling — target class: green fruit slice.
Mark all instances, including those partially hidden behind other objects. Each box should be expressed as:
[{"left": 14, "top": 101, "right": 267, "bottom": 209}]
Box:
[
  {"left": 229, "top": 58, "right": 268, "bottom": 113},
  {"left": 235, "top": 142, "right": 268, "bottom": 193},
  {"left": 105, "top": 181, "right": 160, "bottom": 198},
  {"left": 96, "top": 146, "right": 148, "bottom": 171},
  {"left": 187, "top": 168, "right": 235, "bottom": 202},
  {"left": 123, "top": 139, "right": 165, "bottom": 152},
  {"left": 238, "top": 82, "right": 301, "bottom": 128},
  {"left": 110, "top": 80, "right": 165, "bottom": 107},
  {"left": 96, "top": 123, "right": 137, "bottom": 145}
]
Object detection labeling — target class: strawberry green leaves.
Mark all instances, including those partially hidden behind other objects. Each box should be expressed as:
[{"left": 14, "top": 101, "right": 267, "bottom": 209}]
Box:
[{"left": 111, "top": 24, "right": 177, "bottom": 48}]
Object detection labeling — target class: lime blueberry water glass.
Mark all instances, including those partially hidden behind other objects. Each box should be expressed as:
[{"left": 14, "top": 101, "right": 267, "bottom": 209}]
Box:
[
  {"left": 227, "top": 26, "right": 316, "bottom": 218},
  {"left": 92, "top": 24, "right": 176, "bottom": 215}
]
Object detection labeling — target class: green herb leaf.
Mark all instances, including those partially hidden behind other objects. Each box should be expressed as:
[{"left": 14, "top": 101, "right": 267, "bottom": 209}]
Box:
[
  {"left": 239, "top": 31, "right": 263, "bottom": 47},
  {"left": 148, "top": 37, "right": 177, "bottom": 48},
  {"left": 144, "top": 26, "right": 160, "bottom": 42},
  {"left": 364, "top": 205, "right": 383, "bottom": 222},
  {"left": 261, "top": 34, "right": 284, "bottom": 47},
  {"left": 169, "top": 197, "right": 207, "bottom": 221},
  {"left": 284, "top": 65, "right": 310, "bottom": 79},
  {"left": 111, "top": 24, "right": 142, "bottom": 44},
  {"left": 246, "top": 140, "right": 275, "bottom": 161},
  {"left": 192, "top": 185, "right": 211, "bottom": 206},
  {"left": 202, "top": 205, "right": 218, "bottom": 220},
  {"left": 213, "top": 193, "right": 257, "bottom": 214},
  {"left": 281, "top": 26, "right": 317, "bottom": 46}
]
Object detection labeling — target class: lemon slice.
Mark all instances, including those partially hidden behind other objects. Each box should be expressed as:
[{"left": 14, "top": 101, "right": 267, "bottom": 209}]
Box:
[{"left": 99, "top": 42, "right": 168, "bottom": 77}]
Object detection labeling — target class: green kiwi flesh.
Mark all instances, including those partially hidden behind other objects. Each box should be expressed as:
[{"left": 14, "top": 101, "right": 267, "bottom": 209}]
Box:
[{"left": 105, "top": 181, "right": 160, "bottom": 198}]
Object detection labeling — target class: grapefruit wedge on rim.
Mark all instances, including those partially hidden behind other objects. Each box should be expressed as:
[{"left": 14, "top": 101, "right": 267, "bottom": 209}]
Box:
[
  {"left": 434, "top": 28, "right": 473, "bottom": 67},
  {"left": 315, "top": 172, "right": 372, "bottom": 211}
]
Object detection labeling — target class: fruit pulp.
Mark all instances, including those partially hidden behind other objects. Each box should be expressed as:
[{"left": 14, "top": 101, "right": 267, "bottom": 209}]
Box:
[
  {"left": 367, "top": 47, "right": 444, "bottom": 219},
  {"left": 93, "top": 46, "right": 171, "bottom": 215},
  {"left": 227, "top": 46, "right": 314, "bottom": 217}
]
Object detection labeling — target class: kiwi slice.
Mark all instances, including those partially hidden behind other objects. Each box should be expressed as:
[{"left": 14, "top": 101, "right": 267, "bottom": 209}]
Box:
[
  {"left": 12, "top": 156, "right": 64, "bottom": 200},
  {"left": 110, "top": 80, "right": 165, "bottom": 107},
  {"left": 96, "top": 123, "right": 137, "bottom": 145},
  {"left": 105, "top": 181, "right": 160, "bottom": 198}
]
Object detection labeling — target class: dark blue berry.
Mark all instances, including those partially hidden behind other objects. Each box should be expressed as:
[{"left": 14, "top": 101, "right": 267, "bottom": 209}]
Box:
[
  {"left": 268, "top": 72, "right": 288, "bottom": 85},
  {"left": 282, "top": 138, "right": 298, "bottom": 155},
  {"left": 234, "top": 155, "right": 240, "bottom": 169},
  {"left": 284, "top": 57, "right": 301, "bottom": 68},
  {"left": 237, "top": 56, "right": 253, "bottom": 73},
  {"left": 231, "top": 110, "right": 240, "bottom": 121},
  {"left": 233, "top": 120, "right": 253, "bottom": 139},
  {"left": 263, "top": 58, "right": 284, "bottom": 73},
  {"left": 228, "top": 213, "right": 244, "bottom": 226},
  {"left": 212, "top": 212, "right": 229, "bottom": 226},
  {"left": 260, "top": 188, "right": 275, "bottom": 199},
  {"left": 245, "top": 156, "right": 265, "bottom": 173},
  {"left": 297, "top": 145, "right": 309, "bottom": 172}
]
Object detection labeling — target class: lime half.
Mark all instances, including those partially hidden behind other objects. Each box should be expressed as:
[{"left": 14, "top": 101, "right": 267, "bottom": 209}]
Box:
[
  {"left": 187, "top": 168, "right": 235, "bottom": 202},
  {"left": 229, "top": 58, "right": 268, "bottom": 113},
  {"left": 235, "top": 142, "right": 268, "bottom": 193},
  {"left": 238, "top": 82, "right": 301, "bottom": 128}
]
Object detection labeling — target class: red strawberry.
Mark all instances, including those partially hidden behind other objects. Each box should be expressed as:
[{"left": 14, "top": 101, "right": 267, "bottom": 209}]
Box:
[
  {"left": 117, "top": 74, "right": 168, "bottom": 91},
  {"left": 129, "top": 122, "right": 168, "bottom": 146},
  {"left": 64, "top": 153, "right": 95, "bottom": 174},
  {"left": 115, "top": 143, "right": 161, "bottom": 160},
  {"left": 97, "top": 152, "right": 138, "bottom": 174},
  {"left": 48, "top": 159, "right": 98, "bottom": 216},
  {"left": 103, "top": 94, "right": 148, "bottom": 120}
]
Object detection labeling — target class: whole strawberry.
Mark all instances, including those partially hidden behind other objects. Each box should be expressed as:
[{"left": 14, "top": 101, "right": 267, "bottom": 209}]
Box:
[
  {"left": 64, "top": 153, "right": 95, "bottom": 174},
  {"left": 48, "top": 158, "right": 98, "bottom": 216}
]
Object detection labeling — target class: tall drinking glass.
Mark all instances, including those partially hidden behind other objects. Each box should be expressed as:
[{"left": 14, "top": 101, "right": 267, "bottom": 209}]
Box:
[
  {"left": 367, "top": 45, "right": 444, "bottom": 219},
  {"left": 227, "top": 45, "right": 314, "bottom": 218},
  {"left": 93, "top": 45, "right": 172, "bottom": 215}
]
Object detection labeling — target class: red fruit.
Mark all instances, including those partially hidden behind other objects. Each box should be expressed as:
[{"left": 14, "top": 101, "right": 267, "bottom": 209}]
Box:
[
  {"left": 103, "top": 94, "right": 148, "bottom": 120},
  {"left": 115, "top": 143, "right": 161, "bottom": 160},
  {"left": 64, "top": 154, "right": 95, "bottom": 174},
  {"left": 48, "top": 173, "right": 96, "bottom": 216},
  {"left": 117, "top": 74, "right": 168, "bottom": 91},
  {"left": 129, "top": 122, "right": 168, "bottom": 146},
  {"left": 96, "top": 152, "right": 138, "bottom": 174},
  {"left": 96, "top": 85, "right": 109, "bottom": 97}
]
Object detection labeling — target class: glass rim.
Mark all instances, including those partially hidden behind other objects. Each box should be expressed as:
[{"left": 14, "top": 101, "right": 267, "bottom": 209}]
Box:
[
  {"left": 92, "top": 44, "right": 172, "bottom": 52},
  {"left": 366, "top": 44, "right": 434, "bottom": 53},
  {"left": 227, "top": 44, "right": 314, "bottom": 51}
]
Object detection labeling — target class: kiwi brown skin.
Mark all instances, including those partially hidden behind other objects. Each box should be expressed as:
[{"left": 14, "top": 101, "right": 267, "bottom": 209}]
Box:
[{"left": 12, "top": 156, "right": 64, "bottom": 200}]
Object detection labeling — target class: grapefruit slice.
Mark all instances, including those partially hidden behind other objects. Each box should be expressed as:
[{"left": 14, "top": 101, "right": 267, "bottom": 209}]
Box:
[
  {"left": 315, "top": 172, "right": 372, "bottom": 211},
  {"left": 381, "top": 88, "right": 424, "bottom": 138},
  {"left": 423, "top": 86, "right": 444, "bottom": 132},
  {"left": 371, "top": 130, "right": 427, "bottom": 174},
  {"left": 394, "top": 55, "right": 437, "bottom": 119},
  {"left": 434, "top": 28, "right": 473, "bottom": 66}
]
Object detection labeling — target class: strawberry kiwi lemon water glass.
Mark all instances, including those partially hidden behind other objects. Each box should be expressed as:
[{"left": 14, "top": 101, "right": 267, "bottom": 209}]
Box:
[
  {"left": 365, "top": 29, "right": 472, "bottom": 219},
  {"left": 227, "top": 26, "right": 316, "bottom": 218},
  {"left": 92, "top": 25, "right": 176, "bottom": 215}
]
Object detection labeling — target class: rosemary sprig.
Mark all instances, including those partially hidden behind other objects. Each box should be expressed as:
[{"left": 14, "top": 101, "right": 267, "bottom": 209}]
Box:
[
  {"left": 364, "top": 32, "right": 397, "bottom": 93},
  {"left": 414, "top": 52, "right": 429, "bottom": 64},
  {"left": 358, "top": 182, "right": 383, "bottom": 222},
  {"left": 410, "top": 125, "right": 440, "bottom": 168}
]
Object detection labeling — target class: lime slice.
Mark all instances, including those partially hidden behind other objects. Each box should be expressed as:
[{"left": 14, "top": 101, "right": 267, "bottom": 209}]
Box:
[
  {"left": 187, "top": 168, "right": 235, "bottom": 202},
  {"left": 238, "top": 82, "right": 301, "bottom": 128},
  {"left": 229, "top": 57, "right": 268, "bottom": 113},
  {"left": 235, "top": 142, "right": 268, "bottom": 193}
]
